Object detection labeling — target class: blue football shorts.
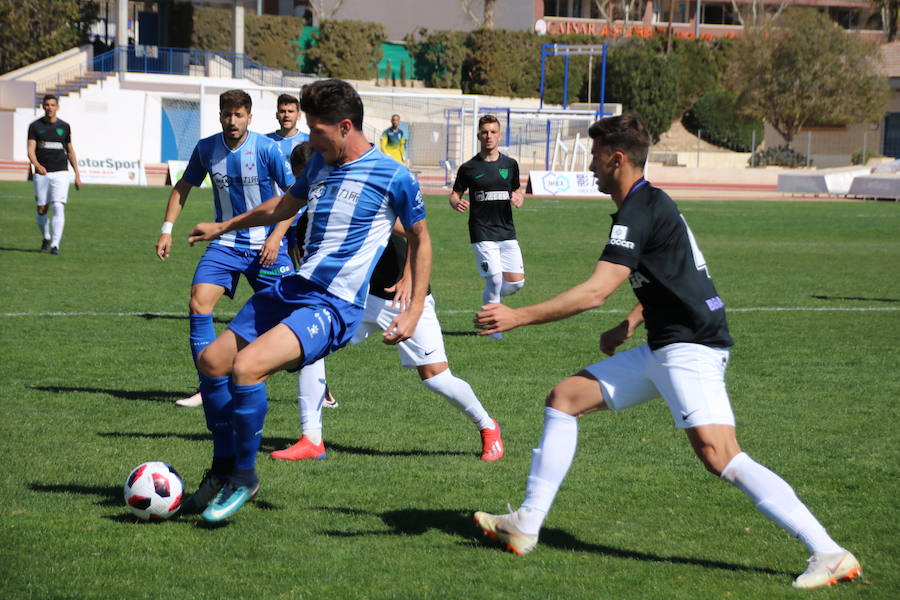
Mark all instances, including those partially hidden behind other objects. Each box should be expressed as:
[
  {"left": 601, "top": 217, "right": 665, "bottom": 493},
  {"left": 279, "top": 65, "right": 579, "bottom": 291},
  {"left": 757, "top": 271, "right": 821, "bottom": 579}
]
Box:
[
  {"left": 227, "top": 274, "right": 363, "bottom": 370},
  {"left": 192, "top": 243, "right": 294, "bottom": 298}
]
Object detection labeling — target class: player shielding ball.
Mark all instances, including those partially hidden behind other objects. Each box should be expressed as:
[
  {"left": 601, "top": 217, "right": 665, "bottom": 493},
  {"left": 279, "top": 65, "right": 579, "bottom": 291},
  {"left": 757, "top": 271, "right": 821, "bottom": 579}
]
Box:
[
  {"left": 184, "top": 79, "right": 432, "bottom": 523},
  {"left": 472, "top": 115, "right": 861, "bottom": 589},
  {"left": 449, "top": 115, "right": 525, "bottom": 337}
]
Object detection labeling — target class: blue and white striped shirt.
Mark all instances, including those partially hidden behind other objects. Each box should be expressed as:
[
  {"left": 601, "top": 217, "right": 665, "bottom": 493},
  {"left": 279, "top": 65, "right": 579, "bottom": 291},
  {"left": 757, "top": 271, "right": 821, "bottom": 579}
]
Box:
[
  {"left": 289, "top": 145, "right": 426, "bottom": 307},
  {"left": 266, "top": 130, "right": 309, "bottom": 194},
  {"left": 182, "top": 131, "right": 294, "bottom": 250}
]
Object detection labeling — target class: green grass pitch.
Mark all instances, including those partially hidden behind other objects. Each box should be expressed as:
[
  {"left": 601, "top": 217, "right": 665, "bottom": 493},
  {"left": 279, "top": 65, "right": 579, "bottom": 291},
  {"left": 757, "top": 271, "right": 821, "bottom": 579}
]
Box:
[{"left": 0, "top": 181, "right": 898, "bottom": 599}]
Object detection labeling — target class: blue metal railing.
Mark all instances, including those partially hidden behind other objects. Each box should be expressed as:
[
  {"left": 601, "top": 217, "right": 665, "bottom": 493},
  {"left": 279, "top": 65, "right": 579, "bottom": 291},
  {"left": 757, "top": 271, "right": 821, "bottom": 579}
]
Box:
[{"left": 93, "top": 46, "right": 313, "bottom": 88}]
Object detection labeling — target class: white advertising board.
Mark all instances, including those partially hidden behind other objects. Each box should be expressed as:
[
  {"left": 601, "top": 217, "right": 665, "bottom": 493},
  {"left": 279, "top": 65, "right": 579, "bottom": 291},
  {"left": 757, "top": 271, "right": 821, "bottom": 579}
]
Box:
[
  {"left": 167, "top": 160, "right": 212, "bottom": 188},
  {"left": 77, "top": 157, "right": 146, "bottom": 186},
  {"left": 527, "top": 171, "right": 606, "bottom": 197}
]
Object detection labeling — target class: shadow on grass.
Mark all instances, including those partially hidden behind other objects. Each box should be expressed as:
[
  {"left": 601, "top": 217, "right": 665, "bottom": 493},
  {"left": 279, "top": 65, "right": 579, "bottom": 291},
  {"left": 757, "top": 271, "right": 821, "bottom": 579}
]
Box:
[
  {"left": 136, "top": 313, "right": 231, "bottom": 323},
  {"left": 261, "top": 437, "right": 469, "bottom": 458},
  {"left": 97, "top": 431, "right": 209, "bottom": 442},
  {"left": 443, "top": 330, "right": 480, "bottom": 337},
  {"left": 29, "top": 385, "right": 184, "bottom": 403},
  {"left": 29, "top": 482, "right": 123, "bottom": 508},
  {"left": 314, "top": 505, "right": 790, "bottom": 576},
  {"left": 811, "top": 294, "right": 899, "bottom": 303},
  {"left": 0, "top": 246, "right": 42, "bottom": 253}
]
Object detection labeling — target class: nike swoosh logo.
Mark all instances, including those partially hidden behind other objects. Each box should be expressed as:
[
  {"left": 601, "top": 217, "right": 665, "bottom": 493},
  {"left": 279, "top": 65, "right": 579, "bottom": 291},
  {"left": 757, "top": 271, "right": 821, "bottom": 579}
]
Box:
[
  {"left": 680, "top": 409, "right": 700, "bottom": 421},
  {"left": 424, "top": 349, "right": 437, "bottom": 356},
  {"left": 826, "top": 555, "right": 848, "bottom": 574},
  {"left": 474, "top": 173, "right": 485, "bottom": 179}
]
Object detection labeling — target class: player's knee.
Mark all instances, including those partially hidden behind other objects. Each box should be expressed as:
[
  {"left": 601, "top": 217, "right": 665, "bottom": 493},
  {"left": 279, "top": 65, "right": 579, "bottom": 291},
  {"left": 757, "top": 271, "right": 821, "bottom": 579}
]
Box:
[
  {"left": 231, "top": 352, "right": 266, "bottom": 385},
  {"left": 694, "top": 444, "right": 739, "bottom": 476},
  {"left": 197, "top": 345, "right": 232, "bottom": 379},
  {"left": 36, "top": 205, "right": 48, "bottom": 216},
  {"left": 500, "top": 278, "right": 524, "bottom": 297}
]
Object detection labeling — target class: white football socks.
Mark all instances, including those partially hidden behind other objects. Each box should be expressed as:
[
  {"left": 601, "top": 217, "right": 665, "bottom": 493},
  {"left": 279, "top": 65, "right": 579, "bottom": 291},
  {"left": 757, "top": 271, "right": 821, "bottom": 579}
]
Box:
[
  {"left": 517, "top": 406, "right": 579, "bottom": 535},
  {"left": 36, "top": 211, "right": 50, "bottom": 239},
  {"left": 721, "top": 452, "right": 843, "bottom": 554},
  {"left": 500, "top": 278, "right": 525, "bottom": 297},
  {"left": 421, "top": 368, "right": 493, "bottom": 430},
  {"left": 482, "top": 272, "right": 503, "bottom": 304},
  {"left": 298, "top": 358, "right": 327, "bottom": 445},
  {"left": 50, "top": 202, "right": 65, "bottom": 248}
]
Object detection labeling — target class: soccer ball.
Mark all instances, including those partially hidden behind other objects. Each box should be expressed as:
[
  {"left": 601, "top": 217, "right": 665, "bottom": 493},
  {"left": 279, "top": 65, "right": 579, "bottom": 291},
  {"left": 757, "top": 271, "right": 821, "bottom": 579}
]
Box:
[{"left": 123, "top": 461, "right": 184, "bottom": 521}]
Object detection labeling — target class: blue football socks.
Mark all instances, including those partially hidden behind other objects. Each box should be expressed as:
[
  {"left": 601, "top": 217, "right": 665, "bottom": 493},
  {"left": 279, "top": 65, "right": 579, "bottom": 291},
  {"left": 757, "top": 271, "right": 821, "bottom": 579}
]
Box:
[
  {"left": 232, "top": 382, "right": 268, "bottom": 472},
  {"left": 189, "top": 313, "right": 216, "bottom": 365},
  {"left": 199, "top": 374, "right": 235, "bottom": 459}
]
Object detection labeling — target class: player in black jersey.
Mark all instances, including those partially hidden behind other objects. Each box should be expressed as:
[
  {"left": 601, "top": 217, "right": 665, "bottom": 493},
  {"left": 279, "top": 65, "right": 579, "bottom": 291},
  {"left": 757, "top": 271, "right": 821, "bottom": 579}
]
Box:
[
  {"left": 471, "top": 115, "right": 860, "bottom": 589},
  {"left": 27, "top": 94, "right": 82, "bottom": 254},
  {"left": 450, "top": 115, "right": 524, "bottom": 332}
]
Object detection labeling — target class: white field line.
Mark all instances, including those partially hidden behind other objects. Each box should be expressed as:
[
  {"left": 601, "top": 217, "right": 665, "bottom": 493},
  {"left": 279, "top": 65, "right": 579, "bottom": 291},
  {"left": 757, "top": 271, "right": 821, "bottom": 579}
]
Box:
[{"left": 0, "top": 307, "right": 898, "bottom": 318}]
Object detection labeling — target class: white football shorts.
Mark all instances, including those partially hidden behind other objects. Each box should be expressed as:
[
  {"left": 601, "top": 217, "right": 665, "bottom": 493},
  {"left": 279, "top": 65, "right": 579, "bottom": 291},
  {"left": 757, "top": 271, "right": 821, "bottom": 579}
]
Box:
[
  {"left": 584, "top": 342, "right": 735, "bottom": 429},
  {"left": 33, "top": 171, "right": 71, "bottom": 206},
  {"left": 350, "top": 294, "right": 448, "bottom": 368},
  {"left": 472, "top": 239, "right": 524, "bottom": 277}
]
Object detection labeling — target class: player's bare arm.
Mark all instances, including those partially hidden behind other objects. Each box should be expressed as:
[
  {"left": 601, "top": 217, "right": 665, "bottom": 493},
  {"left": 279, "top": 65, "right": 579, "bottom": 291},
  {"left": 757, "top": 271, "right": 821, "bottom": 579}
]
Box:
[
  {"left": 66, "top": 142, "right": 82, "bottom": 190},
  {"left": 599, "top": 302, "right": 644, "bottom": 356},
  {"left": 258, "top": 215, "right": 295, "bottom": 267},
  {"left": 156, "top": 179, "right": 194, "bottom": 260},
  {"left": 26, "top": 139, "right": 47, "bottom": 176},
  {"left": 188, "top": 191, "right": 305, "bottom": 245},
  {"left": 449, "top": 190, "right": 469, "bottom": 212},
  {"left": 475, "top": 260, "right": 631, "bottom": 335},
  {"left": 385, "top": 220, "right": 414, "bottom": 311},
  {"left": 383, "top": 219, "right": 432, "bottom": 345}
]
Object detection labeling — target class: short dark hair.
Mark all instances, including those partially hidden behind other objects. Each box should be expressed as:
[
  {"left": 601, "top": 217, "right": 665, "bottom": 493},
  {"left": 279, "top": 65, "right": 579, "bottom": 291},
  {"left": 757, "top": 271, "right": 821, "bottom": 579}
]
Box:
[
  {"left": 277, "top": 93, "right": 299, "bottom": 108},
  {"left": 290, "top": 141, "right": 314, "bottom": 177},
  {"left": 42, "top": 94, "right": 58, "bottom": 104},
  {"left": 300, "top": 79, "right": 363, "bottom": 129},
  {"left": 587, "top": 114, "right": 650, "bottom": 168},
  {"left": 478, "top": 114, "right": 500, "bottom": 129},
  {"left": 220, "top": 89, "right": 252, "bottom": 112}
]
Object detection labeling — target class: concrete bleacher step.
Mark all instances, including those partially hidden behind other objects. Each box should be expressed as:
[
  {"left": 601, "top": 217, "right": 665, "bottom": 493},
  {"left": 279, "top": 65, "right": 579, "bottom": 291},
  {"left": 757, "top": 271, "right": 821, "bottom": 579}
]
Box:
[{"left": 35, "top": 71, "right": 109, "bottom": 104}]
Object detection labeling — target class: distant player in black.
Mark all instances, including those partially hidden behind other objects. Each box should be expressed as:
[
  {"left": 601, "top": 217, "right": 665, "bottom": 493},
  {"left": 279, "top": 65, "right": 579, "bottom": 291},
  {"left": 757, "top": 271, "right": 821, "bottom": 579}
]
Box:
[
  {"left": 27, "top": 94, "right": 82, "bottom": 254},
  {"left": 471, "top": 115, "right": 861, "bottom": 590},
  {"left": 449, "top": 115, "right": 524, "bottom": 330}
]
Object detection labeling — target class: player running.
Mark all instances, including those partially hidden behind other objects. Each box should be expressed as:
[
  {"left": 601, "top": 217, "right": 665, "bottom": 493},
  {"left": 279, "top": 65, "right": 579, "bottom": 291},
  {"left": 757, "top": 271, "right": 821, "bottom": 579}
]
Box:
[
  {"left": 471, "top": 114, "right": 861, "bottom": 590},
  {"left": 155, "top": 89, "right": 296, "bottom": 408},
  {"left": 449, "top": 115, "right": 524, "bottom": 337},
  {"left": 184, "top": 78, "right": 432, "bottom": 523}
]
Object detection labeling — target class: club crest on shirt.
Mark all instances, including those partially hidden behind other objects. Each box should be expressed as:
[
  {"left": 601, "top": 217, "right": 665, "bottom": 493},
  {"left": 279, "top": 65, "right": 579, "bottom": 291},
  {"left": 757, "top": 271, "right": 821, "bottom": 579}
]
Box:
[{"left": 499, "top": 168, "right": 509, "bottom": 179}]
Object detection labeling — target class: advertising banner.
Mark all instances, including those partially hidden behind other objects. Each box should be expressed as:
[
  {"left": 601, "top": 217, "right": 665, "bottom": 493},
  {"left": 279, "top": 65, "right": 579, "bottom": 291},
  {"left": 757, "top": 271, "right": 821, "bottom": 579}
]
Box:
[
  {"left": 168, "top": 160, "right": 212, "bottom": 188},
  {"left": 527, "top": 171, "right": 606, "bottom": 197},
  {"left": 77, "top": 157, "right": 146, "bottom": 186}
]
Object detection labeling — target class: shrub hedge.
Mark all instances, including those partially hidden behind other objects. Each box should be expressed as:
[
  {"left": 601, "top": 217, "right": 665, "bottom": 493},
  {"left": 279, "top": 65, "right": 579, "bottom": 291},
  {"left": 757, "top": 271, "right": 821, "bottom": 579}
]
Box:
[{"left": 683, "top": 90, "right": 764, "bottom": 152}]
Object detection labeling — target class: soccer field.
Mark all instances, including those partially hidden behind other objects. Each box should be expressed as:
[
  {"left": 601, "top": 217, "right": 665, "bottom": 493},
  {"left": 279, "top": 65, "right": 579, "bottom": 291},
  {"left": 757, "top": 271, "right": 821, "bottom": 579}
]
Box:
[{"left": 1, "top": 181, "right": 898, "bottom": 599}]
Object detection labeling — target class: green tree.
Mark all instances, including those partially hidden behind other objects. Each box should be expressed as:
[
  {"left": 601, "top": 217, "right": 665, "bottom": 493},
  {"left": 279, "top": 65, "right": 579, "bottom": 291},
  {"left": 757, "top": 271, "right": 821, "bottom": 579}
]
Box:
[
  {"left": 405, "top": 28, "right": 468, "bottom": 89},
  {"left": 725, "top": 8, "right": 887, "bottom": 144},
  {"left": 603, "top": 41, "right": 681, "bottom": 142},
  {"left": 304, "top": 20, "right": 386, "bottom": 79},
  {"left": 0, "top": 0, "right": 98, "bottom": 73}
]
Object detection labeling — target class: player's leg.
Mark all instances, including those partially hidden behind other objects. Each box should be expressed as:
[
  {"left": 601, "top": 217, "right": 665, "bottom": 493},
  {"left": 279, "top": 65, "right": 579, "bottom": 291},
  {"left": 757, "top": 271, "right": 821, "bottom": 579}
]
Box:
[
  {"left": 47, "top": 173, "right": 69, "bottom": 253},
  {"left": 33, "top": 174, "right": 51, "bottom": 251},
  {"left": 655, "top": 342, "right": 860, "bottom": 587},
  {"left": 270, "top": 358, "right": 329, "bottom": 460},
  {"left": 473, "top": 241, "right": 503, "bottom": 305},
  {"left": 499, "top": 239, "right": 525, "bottom": 297}
]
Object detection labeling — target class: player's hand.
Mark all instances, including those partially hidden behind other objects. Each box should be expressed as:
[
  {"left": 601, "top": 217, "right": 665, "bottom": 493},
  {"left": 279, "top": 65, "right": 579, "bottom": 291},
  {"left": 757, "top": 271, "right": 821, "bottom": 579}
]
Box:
[
  {"left": 35, "top": 165, "right": 48, "bottom": 176},
  {"left": 258, "top": 238, "right": 280, "bottom": 267},
  {"left": 386, "top": 276, "right": 412, "bottom": 312},
  {"left": 73, "top": 175, "right": 82, "bottom": 191},
  {"left": 188, "top": 222, "right": 223, "bottom": 245},
  {"left": 383, "top": 308, "right": 420, "bottom": 345},
  {"left": 599, "top": 320, "right": 630, "bottom": 356},
  {"left": 474, "top": 303, "right": 521, "bottom": 335},
  {"left": 156, "top": 234, "right": 172, "bottom": 260},
  {"left": 450, "top": 197, "right": 469, "bottom": 212},
  {"left": 511, "top": 190, "right": 524, "bottom": 208}
]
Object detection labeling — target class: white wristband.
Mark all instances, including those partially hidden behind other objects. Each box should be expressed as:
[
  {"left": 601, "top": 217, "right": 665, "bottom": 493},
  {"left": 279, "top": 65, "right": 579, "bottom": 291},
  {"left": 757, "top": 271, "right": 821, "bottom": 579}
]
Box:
[{"left": 160, "top": 221, "right": 174, "bottom": 235}]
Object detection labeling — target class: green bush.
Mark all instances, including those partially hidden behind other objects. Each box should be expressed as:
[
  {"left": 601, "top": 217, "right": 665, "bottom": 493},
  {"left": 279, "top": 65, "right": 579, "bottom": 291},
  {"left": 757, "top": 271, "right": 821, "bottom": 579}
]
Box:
[
  {"left": 851, "top": 147, "right": 883, "bottom": 165},
  {"left": 303, "top": 20, "right": 386, "bottom": 79},
  {"left": 462, "top": 29, "right": 539, "bottom": 97},
  {"left": 667, "top": 38, "right": 727, "bottom": 113},
  {"left": 190, "top": 7, "right": 304, "bottom": 71},
  {"left": 683, "top": 90, "right": 764, "bottom": 152},
  {"left": 602, "top": 41, "right": 681, "bottom": 141},
  {"left": 405, "top": 28, "right": 468, "bottom": 88},
  {"left": 750, "top": 145, "right": 810, "bottom": 167}
]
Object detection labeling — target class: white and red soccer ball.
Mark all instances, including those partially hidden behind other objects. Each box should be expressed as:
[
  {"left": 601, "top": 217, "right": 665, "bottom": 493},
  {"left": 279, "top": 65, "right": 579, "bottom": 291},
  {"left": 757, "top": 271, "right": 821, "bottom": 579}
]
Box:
[{"left": 123, "top": 461, "right": 184, "bottom": 521}]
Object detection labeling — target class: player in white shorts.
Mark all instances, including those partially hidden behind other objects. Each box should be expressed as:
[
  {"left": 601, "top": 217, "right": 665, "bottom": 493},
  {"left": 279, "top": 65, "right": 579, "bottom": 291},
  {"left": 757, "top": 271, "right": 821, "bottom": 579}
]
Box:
[
  {"left": 27, "top": 94, "right": 82, "bottom": 254},
  {"left": 271, "top": 231, "right": 504, "bottom": 463},
  {"left": 471, "top": 115, "right": 861, "bottom": 590},
  {"left": 450, "top": 115, "right": 524, "bottom": 337}
]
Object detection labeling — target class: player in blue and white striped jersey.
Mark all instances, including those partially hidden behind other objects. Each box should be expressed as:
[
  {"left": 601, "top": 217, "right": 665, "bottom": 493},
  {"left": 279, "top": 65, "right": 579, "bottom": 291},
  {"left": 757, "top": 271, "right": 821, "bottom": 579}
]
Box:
[
  {"left": 155, "top": 89, "right": 296, "bottom": 408},
  {"left": 266, "top": 93, "right": 309, "bottom": 174},
  {"left": 185, "top": 79, "right": 432, "bottom": 523}
]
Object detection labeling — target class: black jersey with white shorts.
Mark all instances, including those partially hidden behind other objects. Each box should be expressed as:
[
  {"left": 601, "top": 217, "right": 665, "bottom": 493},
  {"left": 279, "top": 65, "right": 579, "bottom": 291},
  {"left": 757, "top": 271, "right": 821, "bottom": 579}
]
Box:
[
  {"left": 27, "top": 117, "right": 71, "bottom": 173},
  {"left": 452, "top": 154, "right": 520, "bottom": 243},
  {"left": 599, "top": 180, "right": 733, "bottom": 351}
]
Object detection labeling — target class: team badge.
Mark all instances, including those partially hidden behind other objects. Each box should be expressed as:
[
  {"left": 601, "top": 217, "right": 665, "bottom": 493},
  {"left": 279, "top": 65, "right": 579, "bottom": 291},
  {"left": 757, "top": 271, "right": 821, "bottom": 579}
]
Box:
[
  {"left": 56, "top": 127, "right": 64, "bottom": 136},
  {"left": 499, "top": 168, "right": 509, "bottom": 179}
]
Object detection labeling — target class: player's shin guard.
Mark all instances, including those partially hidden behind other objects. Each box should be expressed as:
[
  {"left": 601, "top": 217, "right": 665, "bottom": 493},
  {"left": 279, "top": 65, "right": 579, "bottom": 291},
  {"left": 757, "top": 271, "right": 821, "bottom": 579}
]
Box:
[
  {"left": 232, "top": 382, "right": 268, "bottom": 471},
  {"left": 518, "top": 406, "right": 579, "bottom": 534},
  {"left": 189, "top": 313, "right": 216, "bottom": 365},
  {"left": 298, "top": 358, "right": 327, "bottom": 444},
  {"left": 50, "top": 202, "right": 65, "bottom": 247},
  {"left": 200, "top": 374, "right": 235, "bottom": 459},
  {"left": 422, "top": 369, "right": 492, "bottom": 430},
  {"left": 482, "top": 272, "right": 503, "bottom": 304},
  {"left": 500, "top": 278, "right": 525, "bottom": 297},
  {"left": 721, "top": 452, "right": 843, "bottom": 554}
]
